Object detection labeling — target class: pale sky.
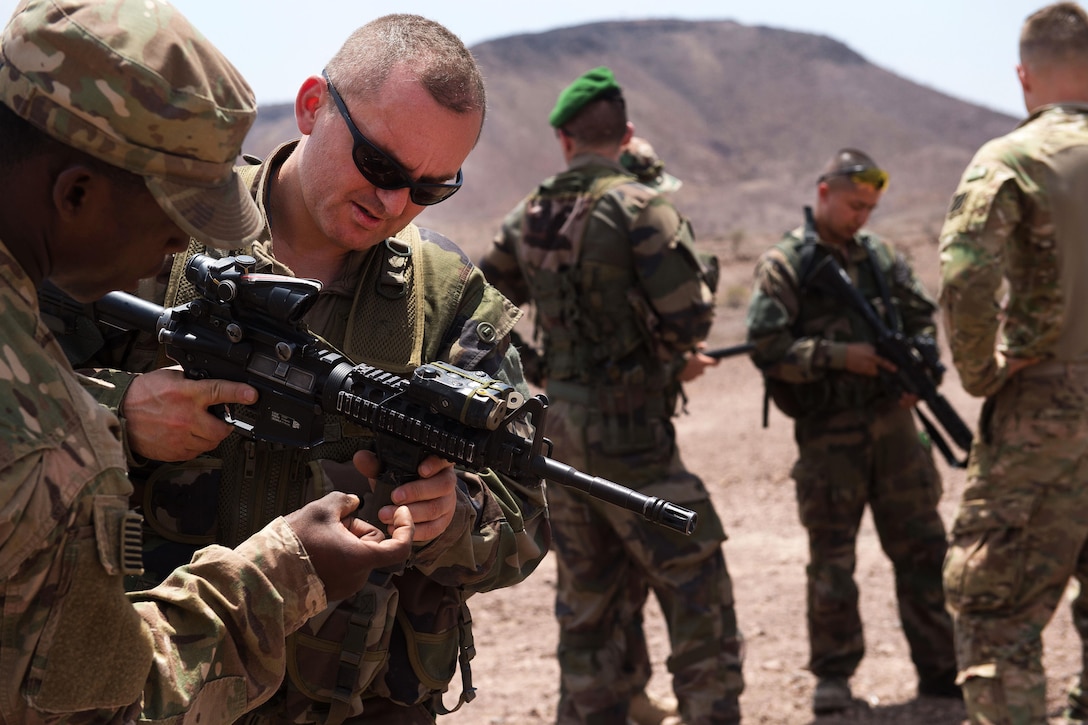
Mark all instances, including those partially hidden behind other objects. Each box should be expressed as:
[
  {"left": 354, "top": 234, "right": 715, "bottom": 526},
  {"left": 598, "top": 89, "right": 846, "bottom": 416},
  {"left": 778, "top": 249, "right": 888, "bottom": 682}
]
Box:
[{"left": 0, "top": 1, "right": 1048, "bottom": 117}]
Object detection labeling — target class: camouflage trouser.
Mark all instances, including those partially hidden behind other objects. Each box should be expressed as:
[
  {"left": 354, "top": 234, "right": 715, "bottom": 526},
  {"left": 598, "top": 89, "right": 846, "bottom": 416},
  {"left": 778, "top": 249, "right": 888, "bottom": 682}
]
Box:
[
  {"left": 792, "top": 403, "right": 955, "bottom": 683},
  {"left": 944, "top": 367, "right": 1088, "bottom": 725},
  {"left": 546, "top": 398, "right": 744, "bottom": 725}
]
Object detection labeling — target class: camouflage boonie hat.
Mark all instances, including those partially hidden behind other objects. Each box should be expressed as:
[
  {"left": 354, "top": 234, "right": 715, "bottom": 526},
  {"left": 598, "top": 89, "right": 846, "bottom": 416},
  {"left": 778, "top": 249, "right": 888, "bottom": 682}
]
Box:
[
  {"left": 0, "top": 0, "right": 262, "bottom": 248},
  {"left": 621, "top": 136, "right": 682, "bottom": 193}
]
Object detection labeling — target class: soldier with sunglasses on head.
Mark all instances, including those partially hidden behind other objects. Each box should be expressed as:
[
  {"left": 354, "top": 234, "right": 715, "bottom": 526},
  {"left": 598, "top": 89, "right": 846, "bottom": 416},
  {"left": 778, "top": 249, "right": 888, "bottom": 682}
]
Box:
[
  {"left": 745, "top": 149, "right": 960, "bottom": 715},
  {"left": 44, "top": 13, "right": 550, "bottom": 725}
]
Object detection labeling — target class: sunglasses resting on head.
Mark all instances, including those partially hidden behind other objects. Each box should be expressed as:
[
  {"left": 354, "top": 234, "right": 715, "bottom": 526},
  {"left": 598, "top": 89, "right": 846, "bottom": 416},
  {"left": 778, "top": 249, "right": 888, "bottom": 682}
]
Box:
[
  {"left": 818, "top": 164, "right": 890, "bottom": 191},
  {"left": 322, "top": 69, "right": 463, "bottom": 206}
]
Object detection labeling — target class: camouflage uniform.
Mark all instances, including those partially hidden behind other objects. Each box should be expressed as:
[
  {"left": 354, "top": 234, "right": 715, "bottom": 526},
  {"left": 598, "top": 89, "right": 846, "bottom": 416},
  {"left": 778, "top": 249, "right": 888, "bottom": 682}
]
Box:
[
  {"left": 939, "top": 103, "right": 1088, "bottom": 724},
  {"left": 0, "top": 0, "right": 350, "bottom": 721},
  {"left": 53, "top": 141, "right": 551, "bottom": 724},
  {"left": 479, "top": 154, "right": 743, "bottom": 725},
  {"left": 746, "top": 221, "right": 956, "bottom": 688},
  {"left": 0, "top": 236, "right": 329, "bottom": 723}
]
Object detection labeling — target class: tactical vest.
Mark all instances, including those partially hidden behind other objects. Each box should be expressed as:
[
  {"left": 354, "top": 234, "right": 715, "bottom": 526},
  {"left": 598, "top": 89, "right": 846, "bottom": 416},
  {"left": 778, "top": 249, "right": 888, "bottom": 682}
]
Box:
[
  {"left": 514, "top": 169, "right": 685, "bottom": 444},
  {"left": 765, "top": 229, "right": 903, "bottom": 418},
  {"left": 140, "top": 161, "right": 484, "bottom": 723}
]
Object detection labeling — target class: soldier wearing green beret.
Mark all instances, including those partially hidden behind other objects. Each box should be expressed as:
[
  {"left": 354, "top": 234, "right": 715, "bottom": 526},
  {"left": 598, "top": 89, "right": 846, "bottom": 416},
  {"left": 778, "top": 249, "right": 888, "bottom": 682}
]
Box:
[
  {"left": 0, "top": 0, "right": 416, "bottom": 721},
  {"left": 480, "top": 65, "right": 744, "bottom": 725}
]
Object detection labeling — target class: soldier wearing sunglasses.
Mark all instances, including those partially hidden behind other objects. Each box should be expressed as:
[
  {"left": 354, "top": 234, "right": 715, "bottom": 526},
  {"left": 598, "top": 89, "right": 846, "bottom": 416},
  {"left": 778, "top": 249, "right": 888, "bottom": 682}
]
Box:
[
  {"left": 746, "top": 149, "right": 959, "bottom": 715},
  {"left": 45, "top": 13, "right": 550, "bottom": 725}
]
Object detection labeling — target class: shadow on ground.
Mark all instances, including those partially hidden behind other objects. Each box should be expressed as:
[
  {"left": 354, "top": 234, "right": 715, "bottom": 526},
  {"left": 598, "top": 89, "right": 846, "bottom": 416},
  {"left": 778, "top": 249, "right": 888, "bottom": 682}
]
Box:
[{"left": 806, "top": 695, "right": 966, "bottom": 724}]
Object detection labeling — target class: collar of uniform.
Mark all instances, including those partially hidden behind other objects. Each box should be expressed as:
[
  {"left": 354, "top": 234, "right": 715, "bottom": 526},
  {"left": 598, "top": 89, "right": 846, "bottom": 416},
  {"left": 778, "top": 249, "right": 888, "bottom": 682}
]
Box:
[
  {"left": 1018, "top": 102, "right": 1088, "bottom": 129},
  {"left": 251, "top": 139, "right": 296, "bottom": 245},
  {"left": 0, "top": 236, "right": 37, "bottom": 313},
  {"left": 797, "top": 226, "right": 871, "bottom": 264},
  {"left": 567, "top": 152, "right": 627, "bottom": 174}
]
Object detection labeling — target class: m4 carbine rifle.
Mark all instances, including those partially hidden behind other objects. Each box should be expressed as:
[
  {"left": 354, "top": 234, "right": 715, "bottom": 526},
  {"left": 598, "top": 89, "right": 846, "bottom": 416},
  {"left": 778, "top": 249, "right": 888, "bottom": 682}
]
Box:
[
  {"left": 57, "top": 254, "right": 697, "bottom": 535},
  {"left": 800, "top": 206, "right": 974, "bottom": 468}
]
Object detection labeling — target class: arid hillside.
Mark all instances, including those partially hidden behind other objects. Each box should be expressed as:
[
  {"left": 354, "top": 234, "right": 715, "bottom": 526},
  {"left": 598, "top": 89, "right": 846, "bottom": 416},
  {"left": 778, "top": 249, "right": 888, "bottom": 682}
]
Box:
[
  {"left": 242, "top": 18, "right": 1019, "bottom": 261},
  {"left": 239, "top": 19, "right": 1088, "bottom": 725}
]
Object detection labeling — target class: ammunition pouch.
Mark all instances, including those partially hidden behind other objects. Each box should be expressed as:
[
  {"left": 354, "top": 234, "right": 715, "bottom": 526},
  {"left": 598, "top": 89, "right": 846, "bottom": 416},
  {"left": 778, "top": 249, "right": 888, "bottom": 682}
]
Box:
[
  {"left": 764, "top": 377, "right": 831, "bottom": 420},
  {"left": 595, "top": 382, "right": 672, "bottom": 456},
  {"left": 280, "top": 582, "right": 400, "bottom": 724},
  {"left": 549, "top": 364, "right": 675, "bottom": 457}
]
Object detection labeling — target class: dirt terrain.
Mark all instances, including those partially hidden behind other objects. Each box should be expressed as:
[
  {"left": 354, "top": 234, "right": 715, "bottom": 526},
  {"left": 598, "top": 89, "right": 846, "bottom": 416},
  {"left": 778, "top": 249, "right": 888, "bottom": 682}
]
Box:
[{"left": 440, "top": 236, "right": 1084, "bottom": 725}]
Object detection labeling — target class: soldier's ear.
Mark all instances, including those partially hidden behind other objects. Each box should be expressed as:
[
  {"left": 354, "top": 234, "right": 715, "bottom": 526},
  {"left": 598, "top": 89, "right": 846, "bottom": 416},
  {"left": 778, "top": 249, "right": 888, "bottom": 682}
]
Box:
[
  {"left": 52, "top": 164, "right": 98, "bottom": 220},
  {"left": 295, "top": 75, "right": 325, "bottom": 136}
]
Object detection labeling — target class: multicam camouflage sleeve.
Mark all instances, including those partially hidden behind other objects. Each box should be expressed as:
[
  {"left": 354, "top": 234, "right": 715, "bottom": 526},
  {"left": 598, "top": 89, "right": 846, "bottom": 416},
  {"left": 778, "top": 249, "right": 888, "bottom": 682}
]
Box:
[
  {"left": 0, "top": 253, "right": 326, "bottom": 722},
  {"left": 938, "top": 143, "right": 1027, "bottom": 398},
  {"left": 132, "top": 520, "right": 326, "bottom": 718}
]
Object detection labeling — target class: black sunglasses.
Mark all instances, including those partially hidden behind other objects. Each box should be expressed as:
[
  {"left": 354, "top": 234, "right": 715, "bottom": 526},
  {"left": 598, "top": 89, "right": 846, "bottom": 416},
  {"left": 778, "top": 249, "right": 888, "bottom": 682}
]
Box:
[{"left": 322, "top": 69, "right": 463, "bottom": 206}]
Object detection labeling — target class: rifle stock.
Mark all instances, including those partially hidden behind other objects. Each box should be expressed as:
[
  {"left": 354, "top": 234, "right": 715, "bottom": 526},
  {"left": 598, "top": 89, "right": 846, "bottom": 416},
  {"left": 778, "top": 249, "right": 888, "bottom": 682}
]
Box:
[{"left": 61, "top": 255, "right": 698, "bottom": 535}]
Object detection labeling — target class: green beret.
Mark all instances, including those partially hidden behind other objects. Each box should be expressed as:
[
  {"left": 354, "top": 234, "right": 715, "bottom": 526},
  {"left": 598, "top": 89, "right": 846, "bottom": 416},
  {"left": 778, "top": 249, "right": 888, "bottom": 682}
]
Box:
[{"left": 549, "top": 66, "right": 622, "bottom": 128}]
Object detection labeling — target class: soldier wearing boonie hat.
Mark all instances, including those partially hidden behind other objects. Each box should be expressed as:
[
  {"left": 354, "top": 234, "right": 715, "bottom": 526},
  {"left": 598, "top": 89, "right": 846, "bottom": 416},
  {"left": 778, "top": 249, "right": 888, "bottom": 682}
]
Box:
[
  {"left": 621, "top": 136, "right": 683, "bottom": 194},
  {"left": 0, "top": 0, "right": 262, "bottom": 247},
  {"left": 0, "top": 1, "right": 416, "bottom": 721}
]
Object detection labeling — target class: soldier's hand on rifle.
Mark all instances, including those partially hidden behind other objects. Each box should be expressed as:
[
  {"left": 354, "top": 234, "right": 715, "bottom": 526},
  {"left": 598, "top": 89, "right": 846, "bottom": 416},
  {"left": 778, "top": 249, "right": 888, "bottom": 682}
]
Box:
[
  {"left": 122, "top": 366, "right": 258, "bottom": 462},
  {"left": 285, "top": 492, "right": 414, "bottom": 602},
  {"left": 898, "top": 392, "right": 920, "bottom": 409},
  {"left": 352, "top": 450, "right": 458, "bottom": 544},
  {"left": 678, "top": 345, "right": 721, "bottom": 382},
  {"left": 844, "top": 342, "right": 898, "bottom": 378}
]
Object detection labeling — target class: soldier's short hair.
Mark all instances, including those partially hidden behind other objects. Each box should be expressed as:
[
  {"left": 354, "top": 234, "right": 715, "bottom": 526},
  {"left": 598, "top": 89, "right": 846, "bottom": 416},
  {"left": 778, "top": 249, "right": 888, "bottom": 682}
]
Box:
[
  {"left": 817, "top": 148, "right": 889, "bottom": 192},
  {"left": 326, "top": 14, "right": 486, "bottom": 120},
  {"left": 560, "top": 95, "right": 628, "bottom": 147},
  {"left": 1020, "top": 2, "right": 1088, "bottom": 69}
]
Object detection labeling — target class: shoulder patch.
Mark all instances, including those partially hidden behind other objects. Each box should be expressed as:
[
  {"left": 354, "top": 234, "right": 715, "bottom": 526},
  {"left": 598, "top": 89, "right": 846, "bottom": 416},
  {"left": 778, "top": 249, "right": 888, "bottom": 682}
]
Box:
[
  {"left": 947, "top": 191, "right": 968, "bottom": 218},
  {"left": 965, "top": 165, "right": 988, "bottom": 183}
]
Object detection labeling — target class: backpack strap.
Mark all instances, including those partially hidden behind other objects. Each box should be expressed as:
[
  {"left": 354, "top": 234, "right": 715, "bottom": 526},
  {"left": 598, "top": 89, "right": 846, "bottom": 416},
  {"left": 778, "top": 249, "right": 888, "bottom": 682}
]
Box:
[
  {"left": 762, "top": 206, "right": 821, "bottom": 428},
  {"left": 432, "top": 594, "right": 477, "bottom": 715},
  {"left": 858, "top": 235, "right": 900, "bottom": 332}
]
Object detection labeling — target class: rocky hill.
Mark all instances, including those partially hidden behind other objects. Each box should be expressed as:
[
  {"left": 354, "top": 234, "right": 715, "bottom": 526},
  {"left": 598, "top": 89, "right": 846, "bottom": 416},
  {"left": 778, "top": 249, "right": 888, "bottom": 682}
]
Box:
[{"left": 242, "top": 18, "right": 1018, "bottom": 264}]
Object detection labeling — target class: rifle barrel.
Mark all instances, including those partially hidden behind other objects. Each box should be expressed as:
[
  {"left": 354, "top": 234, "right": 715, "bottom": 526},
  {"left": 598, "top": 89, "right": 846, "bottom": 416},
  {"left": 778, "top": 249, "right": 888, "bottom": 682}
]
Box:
[
  {"left": 79, "top": 285, "right": 703, "bottom": 535},
  {"left": 704, "top": 342, "right": 755, "bottom": 360},
  {"left": 530, "top": 455, "right": 697, "bottom": 535}
]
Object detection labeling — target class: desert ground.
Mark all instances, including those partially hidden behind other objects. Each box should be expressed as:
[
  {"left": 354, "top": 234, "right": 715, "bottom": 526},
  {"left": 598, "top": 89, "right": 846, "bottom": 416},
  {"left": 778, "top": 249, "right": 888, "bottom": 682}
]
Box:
[{"left": 439, "top": 235, "right": 1084, "bottom": 725}]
